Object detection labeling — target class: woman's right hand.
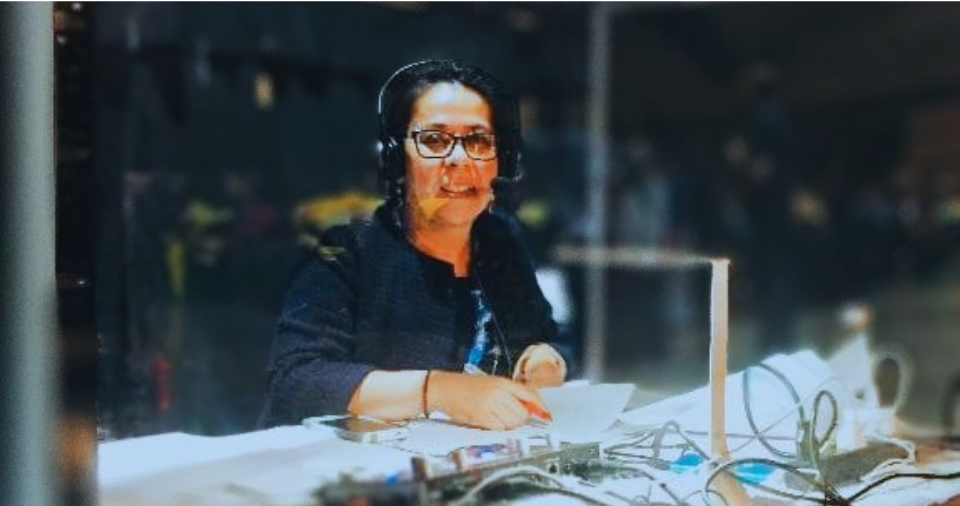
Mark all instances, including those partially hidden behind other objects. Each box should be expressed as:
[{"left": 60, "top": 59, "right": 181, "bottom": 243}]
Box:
[{"left": 426, "top": 371, "right": 550, "bottom": 430}]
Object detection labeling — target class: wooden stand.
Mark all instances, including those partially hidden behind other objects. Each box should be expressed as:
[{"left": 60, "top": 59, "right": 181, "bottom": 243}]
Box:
[{"left": 709, "top": 259, "right": 749, "bottom": 505}]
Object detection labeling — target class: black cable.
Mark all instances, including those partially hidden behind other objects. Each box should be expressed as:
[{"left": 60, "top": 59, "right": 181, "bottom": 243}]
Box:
[
  {"left": 603, "top": 451, "right": 674, "bottom": 471},
  {"left": 604, "top": 422, "right": 715, "bottom": 484},
  {"left": 704, "top": 455, "right": 960, "bottom": 506},
  {"left": 703, "top": 489, "right": 730, "bottom": 506},
  {"left": 844, "top": 471, "right": 960, "bottom": 503},
  {"left": 604, "top": 369, "right": 957, "bottom": 506},
  {"left": 607, "top": 425, "right": 799, "bottom": 457},
  {"left": 705, "top": 458, "right": 850, "bottom": 506},
  {"left": 607, "top": 462, "right": 691, "bottom": 506},
  {"left": 680, "top": 488, "right": 732, "bottom": 506},
  {"left": 449, "top": 466, "right": 564, "bottom": 506},
  {"left": 605, "top": 430, "right": 656, "bottom": 453}
]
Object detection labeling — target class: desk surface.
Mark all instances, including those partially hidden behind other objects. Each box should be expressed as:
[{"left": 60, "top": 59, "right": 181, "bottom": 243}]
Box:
[{"left": 99, "top": 422, "right": 960, "bottom": 506}]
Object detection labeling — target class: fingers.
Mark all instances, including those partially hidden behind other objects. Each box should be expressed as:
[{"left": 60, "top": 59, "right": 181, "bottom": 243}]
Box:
[
  {"left": 504, "top": 379, "right": 543, "bottom": 405},
  {"left": 522, "top": 361, "right": 560, "bottom": 378},
  {"left": 496, "top": 396, "right": 529, "bottom": 427},
  {"left": 466, "top": 395, "right": 527, "bottom": 430},
  {"left": 519, "top": 362, "right": 565, "bottom": 388},
  {"left": 475, "top": 380, "right": 537, "bottom": 430},
  {"left": 439, "top": 373, "right": 554, "bottom": 430},
  {"left": 478, "top": 382, "right": 531, "bottom": 430},
  {"left": 514, "top": 343, "right": 567, "bottom": 386},
  {"left": 484, "top": 404, "right": 522, "bottom": 431},
  {"left": 503, "top": 381, "right": 551, "bottom": 421}
]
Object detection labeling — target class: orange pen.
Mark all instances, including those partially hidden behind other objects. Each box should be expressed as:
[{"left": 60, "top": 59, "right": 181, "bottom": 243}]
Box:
[{"left": 518, "top": 399, "right": 553, "bottom": 422}]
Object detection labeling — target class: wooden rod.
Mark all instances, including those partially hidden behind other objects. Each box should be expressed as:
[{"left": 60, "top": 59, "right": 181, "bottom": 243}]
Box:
[{"left": 709, "top": 259, "right": 748, "bottom": 505}]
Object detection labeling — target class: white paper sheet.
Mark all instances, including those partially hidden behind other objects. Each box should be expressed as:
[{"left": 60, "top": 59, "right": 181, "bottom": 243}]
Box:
[
  {"left": 385, "top": 383, "right": 635, "bottom": 453},
  {"left": 539, "top": 383, "right": 635, "bottom": 442}
]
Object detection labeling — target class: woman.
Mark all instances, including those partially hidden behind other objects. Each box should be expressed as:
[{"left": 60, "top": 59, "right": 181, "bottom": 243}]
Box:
[{"left": 260, "top": 60, "right": 566, "bottom": 430}]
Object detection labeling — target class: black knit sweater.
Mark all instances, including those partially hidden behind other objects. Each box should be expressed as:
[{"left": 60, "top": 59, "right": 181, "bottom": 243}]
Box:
[{"left": 258, "top": 205, "right": 557, "bottom": 427}]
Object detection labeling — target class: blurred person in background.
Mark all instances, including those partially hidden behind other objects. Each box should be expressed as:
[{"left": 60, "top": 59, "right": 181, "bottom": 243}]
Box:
[
  {"left": 260, "top": 60, "right": 566, "bottom": 430},
  {"left": 609, "top": 136, "right": 673, "bottom": 361},
  {"left": 737, "top": 61, "right": 803, "bottom": 354}
]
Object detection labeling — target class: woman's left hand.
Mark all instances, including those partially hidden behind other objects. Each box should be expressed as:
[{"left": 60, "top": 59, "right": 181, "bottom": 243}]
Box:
[{"left": 513, "top": 343, "right": 566, "bottom": 389}]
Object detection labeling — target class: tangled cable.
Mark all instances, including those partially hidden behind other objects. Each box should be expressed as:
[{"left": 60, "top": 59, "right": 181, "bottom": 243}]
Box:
[
  {"left": 444, "top": 357, "right": 953, "bottom": 506},
  {"left": 446, "top": 465, "right": 621, "bottom": 506},
  {"left": 602, "top": 362, "right": 958, "bottom": 506},
  {"left": 703, "top": 460, "right": 960, "bottom": 506}
]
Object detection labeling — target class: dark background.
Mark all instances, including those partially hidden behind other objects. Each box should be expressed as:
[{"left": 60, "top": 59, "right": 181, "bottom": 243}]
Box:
[{"left": 52, "top": 3, "right": 960, "bottom": 447}]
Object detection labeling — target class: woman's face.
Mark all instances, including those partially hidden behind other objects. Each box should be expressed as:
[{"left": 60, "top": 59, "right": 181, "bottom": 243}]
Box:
[{"left": 404, "top": 82, "right": 498, "bottom": 230}]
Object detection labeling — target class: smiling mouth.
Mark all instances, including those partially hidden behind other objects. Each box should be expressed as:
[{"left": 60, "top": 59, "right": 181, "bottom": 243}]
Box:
[{"left": 440, "top": 186, "right": 481, "bottom": 198}]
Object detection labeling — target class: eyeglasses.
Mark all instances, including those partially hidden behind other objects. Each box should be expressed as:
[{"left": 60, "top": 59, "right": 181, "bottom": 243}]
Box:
[{"left": 407, "top": 130, "right": 497, "bottom": 161}]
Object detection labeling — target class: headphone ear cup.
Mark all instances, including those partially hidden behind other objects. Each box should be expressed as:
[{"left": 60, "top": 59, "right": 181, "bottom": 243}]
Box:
[
  {"left": 380, "top": 137, "right": 405, "bottom": 196},
  {"left": 377, "top": 140, "right": 389, "bottom": 197},
  {"left": 500, "top": 135, "right": 521, "bottom": 182},
  {"left": 387, "top": 138, "right": 402, "bottom": 178}
]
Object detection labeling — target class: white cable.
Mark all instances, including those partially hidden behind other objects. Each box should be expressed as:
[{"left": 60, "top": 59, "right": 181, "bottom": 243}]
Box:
[
  {"left": 611, "top": 461, "right": 698, "bottom": 505},
  {"left": 655, "top": 376, "right": 847, "bottom": 504},
  {"left": 445, "top": 465, "right": 563, "bottom": 506},
  {"left": 604, "top": 364, "right": 912, "bottom": 506},
  {"left": 447, "top": 463, "right": 635, "bottom": 506},
  {"left": 858, "top": 432, "right": 918, "bottom": 483},
  {"left": 873, "top": 345, "right": 914, "bottom": 414},
  {"left": 726, "top": 375, "right": 840, "bottom": 460}
]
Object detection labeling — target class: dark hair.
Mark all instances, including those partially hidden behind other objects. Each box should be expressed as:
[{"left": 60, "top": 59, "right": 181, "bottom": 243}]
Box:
[{"left": 377, "top": 60, "right": 521, "bottom": 204}]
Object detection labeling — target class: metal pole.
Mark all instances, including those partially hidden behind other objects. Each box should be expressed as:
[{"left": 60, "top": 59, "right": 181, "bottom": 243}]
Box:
[
  {"left": 584, "top": 2, "right": 614, "bottom": 382},
  {"left": 0, "top": 3, "right": 58, "bottom": 506}
]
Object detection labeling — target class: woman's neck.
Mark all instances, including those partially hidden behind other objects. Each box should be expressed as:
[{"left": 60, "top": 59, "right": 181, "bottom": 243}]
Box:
[{"left": 408, "top": 223, "right": 472, "bottom": 277}]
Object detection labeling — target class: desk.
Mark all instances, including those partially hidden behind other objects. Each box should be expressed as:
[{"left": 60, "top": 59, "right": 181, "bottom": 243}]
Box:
[
  {"left": 99, "top": 427, "right": 408, "bottom": 506},
  {"left": 99, "top": 422, "right": 960, "bottom": 506}
]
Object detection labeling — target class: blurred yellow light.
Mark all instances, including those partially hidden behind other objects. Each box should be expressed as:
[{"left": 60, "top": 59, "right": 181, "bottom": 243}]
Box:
[{"left": 254, "top": 72, "right": 275, "bottom": 110}]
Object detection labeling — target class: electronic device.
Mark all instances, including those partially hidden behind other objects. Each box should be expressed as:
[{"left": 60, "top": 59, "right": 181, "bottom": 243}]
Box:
[
  {"left": 303, "top": 416, "right": 409, "bottom": 444},
  {"left": 785, "top": 441, "right": 911, "bottom": 490},
  {"left": 314, "top": 440, "right": 602, "bottom": 506}
]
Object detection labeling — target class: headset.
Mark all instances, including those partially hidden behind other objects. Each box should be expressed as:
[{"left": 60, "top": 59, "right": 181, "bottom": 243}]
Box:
[
  {"left": 375, "top": 62, "right": 528, "bottom": 375},
  {"left": 375, "top": 60, "right": 523, "bottom": 203}
]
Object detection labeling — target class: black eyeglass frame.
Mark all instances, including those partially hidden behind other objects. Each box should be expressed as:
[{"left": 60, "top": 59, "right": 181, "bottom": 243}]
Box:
[{"left": 405, "top": 130, "right": 498, "bottom": 161}]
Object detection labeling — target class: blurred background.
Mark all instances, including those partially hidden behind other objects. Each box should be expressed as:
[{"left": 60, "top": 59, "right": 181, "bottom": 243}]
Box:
[{"left": 54, "top": 2, "right": 960, "bottom": 472}]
